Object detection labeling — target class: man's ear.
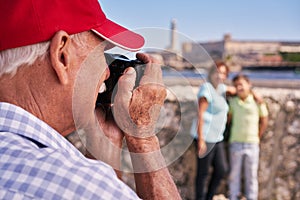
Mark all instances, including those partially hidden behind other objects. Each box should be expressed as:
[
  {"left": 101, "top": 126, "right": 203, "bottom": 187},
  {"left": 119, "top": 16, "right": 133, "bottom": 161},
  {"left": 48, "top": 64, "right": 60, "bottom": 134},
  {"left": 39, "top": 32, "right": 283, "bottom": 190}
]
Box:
[{"left": 50, "top": 30, "right": 71, "bottom": 85}]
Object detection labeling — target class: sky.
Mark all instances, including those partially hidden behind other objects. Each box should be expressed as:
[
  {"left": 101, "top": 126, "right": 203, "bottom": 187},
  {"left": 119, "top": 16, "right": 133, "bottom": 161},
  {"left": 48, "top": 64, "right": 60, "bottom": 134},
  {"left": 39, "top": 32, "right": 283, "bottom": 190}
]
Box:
[{"left": 100, "top": 0, "right": 300, "bottom": 51}]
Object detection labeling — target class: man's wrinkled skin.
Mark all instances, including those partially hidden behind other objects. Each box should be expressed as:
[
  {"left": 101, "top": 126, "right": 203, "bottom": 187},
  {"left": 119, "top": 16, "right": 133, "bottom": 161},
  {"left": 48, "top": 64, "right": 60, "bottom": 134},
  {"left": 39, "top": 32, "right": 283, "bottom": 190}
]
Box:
[
  {"left": 129, "top": 84, "right": 166, "bottom": 126},
  {"left": 113, "top": 53, "right": 166, "bottom": 138}
]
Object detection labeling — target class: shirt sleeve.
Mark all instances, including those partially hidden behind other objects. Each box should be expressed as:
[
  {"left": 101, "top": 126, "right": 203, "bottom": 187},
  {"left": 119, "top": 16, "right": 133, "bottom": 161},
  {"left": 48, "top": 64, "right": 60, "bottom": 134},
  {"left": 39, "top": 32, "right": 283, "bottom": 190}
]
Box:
[
  {"left": 197, "top": 83, "right": 213, "bottom": 103},
  {"left": 259, "top": 102, "right": 269, "bottom": 117}
]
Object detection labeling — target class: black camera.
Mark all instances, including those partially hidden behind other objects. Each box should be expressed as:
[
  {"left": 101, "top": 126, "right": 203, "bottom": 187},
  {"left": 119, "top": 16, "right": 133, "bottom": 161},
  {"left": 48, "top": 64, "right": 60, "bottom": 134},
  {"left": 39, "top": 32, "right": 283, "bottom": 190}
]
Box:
[{"left": 96, "top": 53, "right": 145, "bottom": 106}]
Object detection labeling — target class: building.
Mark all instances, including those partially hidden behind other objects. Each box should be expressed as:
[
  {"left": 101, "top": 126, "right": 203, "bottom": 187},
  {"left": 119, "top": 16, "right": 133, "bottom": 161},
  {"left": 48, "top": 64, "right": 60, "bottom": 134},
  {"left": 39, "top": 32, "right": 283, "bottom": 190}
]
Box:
[
  {"left": 182, "top": 34, "right": 300, "bottom": 71},
  {"left": 146, "top": 19, "right": 300, "bottom": 71}
]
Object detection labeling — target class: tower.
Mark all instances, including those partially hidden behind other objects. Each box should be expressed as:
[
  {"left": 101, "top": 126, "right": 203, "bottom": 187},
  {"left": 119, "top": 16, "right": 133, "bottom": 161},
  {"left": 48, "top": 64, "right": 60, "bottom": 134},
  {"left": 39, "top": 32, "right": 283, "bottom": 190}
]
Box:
[{"left": 170, "top": 19, "right": 177, "bottom": 51}]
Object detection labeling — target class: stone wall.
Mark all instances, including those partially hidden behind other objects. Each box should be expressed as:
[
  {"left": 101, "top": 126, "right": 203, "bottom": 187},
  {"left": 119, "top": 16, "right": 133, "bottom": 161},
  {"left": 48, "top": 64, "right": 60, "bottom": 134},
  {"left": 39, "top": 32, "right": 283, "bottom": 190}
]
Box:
[
  {"left": 254, "top": 88, "right": 300, "bottom": 200},
  {"left": 158, "top": 87, "right": 300, "bottom": 200}
]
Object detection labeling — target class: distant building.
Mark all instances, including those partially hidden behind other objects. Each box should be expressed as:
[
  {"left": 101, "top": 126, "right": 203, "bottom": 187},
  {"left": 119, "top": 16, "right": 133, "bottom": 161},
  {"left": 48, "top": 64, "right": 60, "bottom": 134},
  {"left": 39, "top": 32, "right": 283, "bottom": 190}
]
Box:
[
  {"left": 147, "top": 20, "right": 300, "bottom": 71},
  {"left": 182, "top": 34, "right": 300, "bottom": 71}
]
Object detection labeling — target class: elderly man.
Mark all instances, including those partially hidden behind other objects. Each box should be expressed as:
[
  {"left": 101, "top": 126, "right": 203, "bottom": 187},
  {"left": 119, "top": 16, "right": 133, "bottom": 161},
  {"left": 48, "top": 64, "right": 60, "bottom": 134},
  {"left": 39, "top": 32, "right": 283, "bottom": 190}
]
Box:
[{"left": 0, "top": 0, "right": 181, "bottom": 199}]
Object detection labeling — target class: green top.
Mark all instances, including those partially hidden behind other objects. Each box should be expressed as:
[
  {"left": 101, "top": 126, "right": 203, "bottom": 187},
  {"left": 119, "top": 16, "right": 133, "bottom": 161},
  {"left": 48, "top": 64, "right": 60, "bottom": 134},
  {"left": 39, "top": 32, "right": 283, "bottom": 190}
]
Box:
[{"left": 229, "top": 94, "right": 268, "bottom": 144}]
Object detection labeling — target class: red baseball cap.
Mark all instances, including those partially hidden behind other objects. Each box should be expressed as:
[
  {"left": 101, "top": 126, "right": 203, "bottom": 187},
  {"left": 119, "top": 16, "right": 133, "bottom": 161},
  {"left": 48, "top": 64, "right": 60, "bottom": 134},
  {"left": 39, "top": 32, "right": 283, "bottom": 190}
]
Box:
[{"left": 0, "top": 0, "right": 144, "bottom": 52}]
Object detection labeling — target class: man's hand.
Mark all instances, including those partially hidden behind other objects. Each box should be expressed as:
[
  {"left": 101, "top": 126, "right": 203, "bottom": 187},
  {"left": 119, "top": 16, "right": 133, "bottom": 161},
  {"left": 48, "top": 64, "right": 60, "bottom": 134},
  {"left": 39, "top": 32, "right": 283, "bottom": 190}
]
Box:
[
  {"left": 95, "top": 106, "right": 124, "bottom": 148},
  {"left": 85, "top": 106, "right": 124, "bottom": 179},
  {"left": 113, "top": 53, "right": 166, "bottom": 138},
  {"left": 112, "top": 53, "right": 181, "bottom": 199}
]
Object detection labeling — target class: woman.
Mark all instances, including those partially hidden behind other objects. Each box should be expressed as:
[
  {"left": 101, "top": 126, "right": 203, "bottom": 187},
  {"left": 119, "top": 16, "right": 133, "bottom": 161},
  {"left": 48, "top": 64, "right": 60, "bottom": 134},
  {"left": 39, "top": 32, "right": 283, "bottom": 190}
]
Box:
[{"left": 191, "top": 62, "right": 235, "bottom": 200}]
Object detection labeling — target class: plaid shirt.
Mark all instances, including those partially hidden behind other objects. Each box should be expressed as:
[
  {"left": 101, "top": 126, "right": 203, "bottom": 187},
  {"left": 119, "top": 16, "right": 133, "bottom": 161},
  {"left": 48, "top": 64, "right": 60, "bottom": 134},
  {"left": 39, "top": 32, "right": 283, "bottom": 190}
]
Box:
[{"left": 0, "top": 102, "right": 140, "bottom": 200}]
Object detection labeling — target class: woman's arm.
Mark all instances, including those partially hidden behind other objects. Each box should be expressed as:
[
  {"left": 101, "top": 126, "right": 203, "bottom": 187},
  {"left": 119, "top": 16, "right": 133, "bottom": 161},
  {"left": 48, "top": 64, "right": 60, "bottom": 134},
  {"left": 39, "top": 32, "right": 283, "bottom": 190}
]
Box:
[
  {"left": 226, "top": 85, "right": 236, "bottom": 97},
  {"left": 197, "top": 97, "right": 209, "bottom": 157}
]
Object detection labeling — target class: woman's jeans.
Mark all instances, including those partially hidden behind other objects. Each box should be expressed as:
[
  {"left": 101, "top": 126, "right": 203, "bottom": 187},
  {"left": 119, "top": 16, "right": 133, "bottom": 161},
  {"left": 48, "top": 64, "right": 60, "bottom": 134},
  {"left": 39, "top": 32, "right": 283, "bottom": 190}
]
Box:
[
  {"left": 229, "top": 142, "right": 259, "bottom": 200},
  {"left": 195, "top": 141, "right": 228, "bottom": 200}
]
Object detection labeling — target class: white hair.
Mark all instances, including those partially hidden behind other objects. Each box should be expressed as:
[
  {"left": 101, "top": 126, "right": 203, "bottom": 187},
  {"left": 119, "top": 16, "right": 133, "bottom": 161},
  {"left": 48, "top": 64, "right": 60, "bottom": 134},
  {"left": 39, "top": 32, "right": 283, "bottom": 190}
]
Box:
[{"left": 0, "top": 32, "right": 85, "bottom": 77}]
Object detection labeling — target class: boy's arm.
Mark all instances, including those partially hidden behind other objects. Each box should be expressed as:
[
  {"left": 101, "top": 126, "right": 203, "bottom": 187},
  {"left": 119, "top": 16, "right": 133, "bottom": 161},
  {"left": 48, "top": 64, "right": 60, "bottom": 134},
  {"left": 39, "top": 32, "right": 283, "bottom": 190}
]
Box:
[
  {"left": 258, "top": 116, "right": 268, "bottom": 138},
  {"left": 227, "top": 113, "right": 232, "bottom": 125},
  {"left": 258, "top": 100, "right": 269, "bottom": 138},
  {"left": 226, "top": 85, "right": 236, "bottom": 97}
]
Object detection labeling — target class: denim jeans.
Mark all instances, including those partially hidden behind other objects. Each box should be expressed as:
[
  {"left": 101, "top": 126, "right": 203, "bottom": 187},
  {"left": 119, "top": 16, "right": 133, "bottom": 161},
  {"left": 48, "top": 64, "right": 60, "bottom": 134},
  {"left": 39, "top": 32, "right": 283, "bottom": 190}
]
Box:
[
  {"left": 229, "top": 142, "right": 259, "bottom": 200},
  {"left": 195, "top": 141, "right": 228, "bottom": 200}
]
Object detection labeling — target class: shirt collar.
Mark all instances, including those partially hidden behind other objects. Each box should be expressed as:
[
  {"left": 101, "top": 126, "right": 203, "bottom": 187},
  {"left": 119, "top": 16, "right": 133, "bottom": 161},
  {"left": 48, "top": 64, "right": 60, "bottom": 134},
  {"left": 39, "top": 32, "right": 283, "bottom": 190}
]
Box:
[
  {"left": 0, "top": 102, "right": 82, "bottom": 156},
  {"left": 238, "top": 94, "right": 254, "bottom": 103}
]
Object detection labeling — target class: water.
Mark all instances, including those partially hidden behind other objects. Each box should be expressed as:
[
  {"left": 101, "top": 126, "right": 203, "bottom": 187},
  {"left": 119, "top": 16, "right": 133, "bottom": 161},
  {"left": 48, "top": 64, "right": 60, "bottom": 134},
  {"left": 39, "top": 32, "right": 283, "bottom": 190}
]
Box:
[
  {"left": 162, "top": 69, "right": 206, "bottom": 79},
  {"left": 229, "top": 70, "right": 300, "bottom": 80},
  {"left": 163, "top": 68, "right": 300, "bottom": 81}
]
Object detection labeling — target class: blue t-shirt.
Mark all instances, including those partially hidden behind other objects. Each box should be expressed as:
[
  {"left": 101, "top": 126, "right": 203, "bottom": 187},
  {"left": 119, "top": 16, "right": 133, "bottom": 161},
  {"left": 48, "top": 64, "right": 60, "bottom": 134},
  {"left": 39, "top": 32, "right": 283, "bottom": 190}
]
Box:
[{"left": 190, "top": 82, "right": 228, "bottom": 143}]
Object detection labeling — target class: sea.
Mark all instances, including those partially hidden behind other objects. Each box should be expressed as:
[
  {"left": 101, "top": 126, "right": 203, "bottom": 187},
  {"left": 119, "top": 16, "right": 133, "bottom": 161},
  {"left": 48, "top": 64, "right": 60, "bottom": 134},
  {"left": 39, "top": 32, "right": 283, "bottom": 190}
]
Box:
[{"left": 162, "top": 67, "right": 300, "bottom": 81}]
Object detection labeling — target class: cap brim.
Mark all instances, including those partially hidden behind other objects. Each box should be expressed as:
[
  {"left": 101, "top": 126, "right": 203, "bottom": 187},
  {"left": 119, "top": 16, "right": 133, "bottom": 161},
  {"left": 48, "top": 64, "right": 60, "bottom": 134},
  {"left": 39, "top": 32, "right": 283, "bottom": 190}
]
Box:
[{"left": 91, "top": 19, "right": 144, "bottom": 52}]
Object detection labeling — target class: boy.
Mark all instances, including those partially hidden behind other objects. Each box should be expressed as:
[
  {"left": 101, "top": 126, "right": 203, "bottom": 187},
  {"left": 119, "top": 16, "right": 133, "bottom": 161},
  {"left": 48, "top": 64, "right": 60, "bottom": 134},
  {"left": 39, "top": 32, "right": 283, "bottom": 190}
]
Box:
[{"left": 227, "top": 74, "right": 268, "bottom": 200}]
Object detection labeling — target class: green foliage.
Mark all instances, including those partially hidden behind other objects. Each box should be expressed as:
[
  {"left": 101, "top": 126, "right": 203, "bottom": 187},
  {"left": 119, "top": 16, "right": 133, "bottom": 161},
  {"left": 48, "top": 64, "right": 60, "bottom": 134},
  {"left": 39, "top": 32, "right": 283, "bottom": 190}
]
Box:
[{"left": 280, "top": 52, "right": 300, "bottom": 62}]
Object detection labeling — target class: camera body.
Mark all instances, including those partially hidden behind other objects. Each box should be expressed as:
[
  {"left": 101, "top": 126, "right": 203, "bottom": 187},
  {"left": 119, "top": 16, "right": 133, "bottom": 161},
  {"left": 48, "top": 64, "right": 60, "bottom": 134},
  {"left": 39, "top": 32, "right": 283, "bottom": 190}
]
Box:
[{"left": 96, "top": 53, "right": 145, "bottom": 106}]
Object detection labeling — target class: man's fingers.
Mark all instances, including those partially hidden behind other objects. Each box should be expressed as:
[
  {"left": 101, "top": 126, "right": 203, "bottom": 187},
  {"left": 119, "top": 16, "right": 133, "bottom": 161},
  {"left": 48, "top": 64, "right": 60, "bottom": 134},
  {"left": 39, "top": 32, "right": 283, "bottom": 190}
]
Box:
[
  {"left": 112, "top": 54, "right": 166, "bottom": 137},
  {"left": 136, "top": 53, "right": 164, "bottom": 86},
  {"left": 136, "top": 53, "right": 151, "bottom": 63},
  {"left": 112, "top": 67, "right": 137, "bottom": 135},
  {"left": 114, "top": 67, "right": 136, "bottom": 105}
]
